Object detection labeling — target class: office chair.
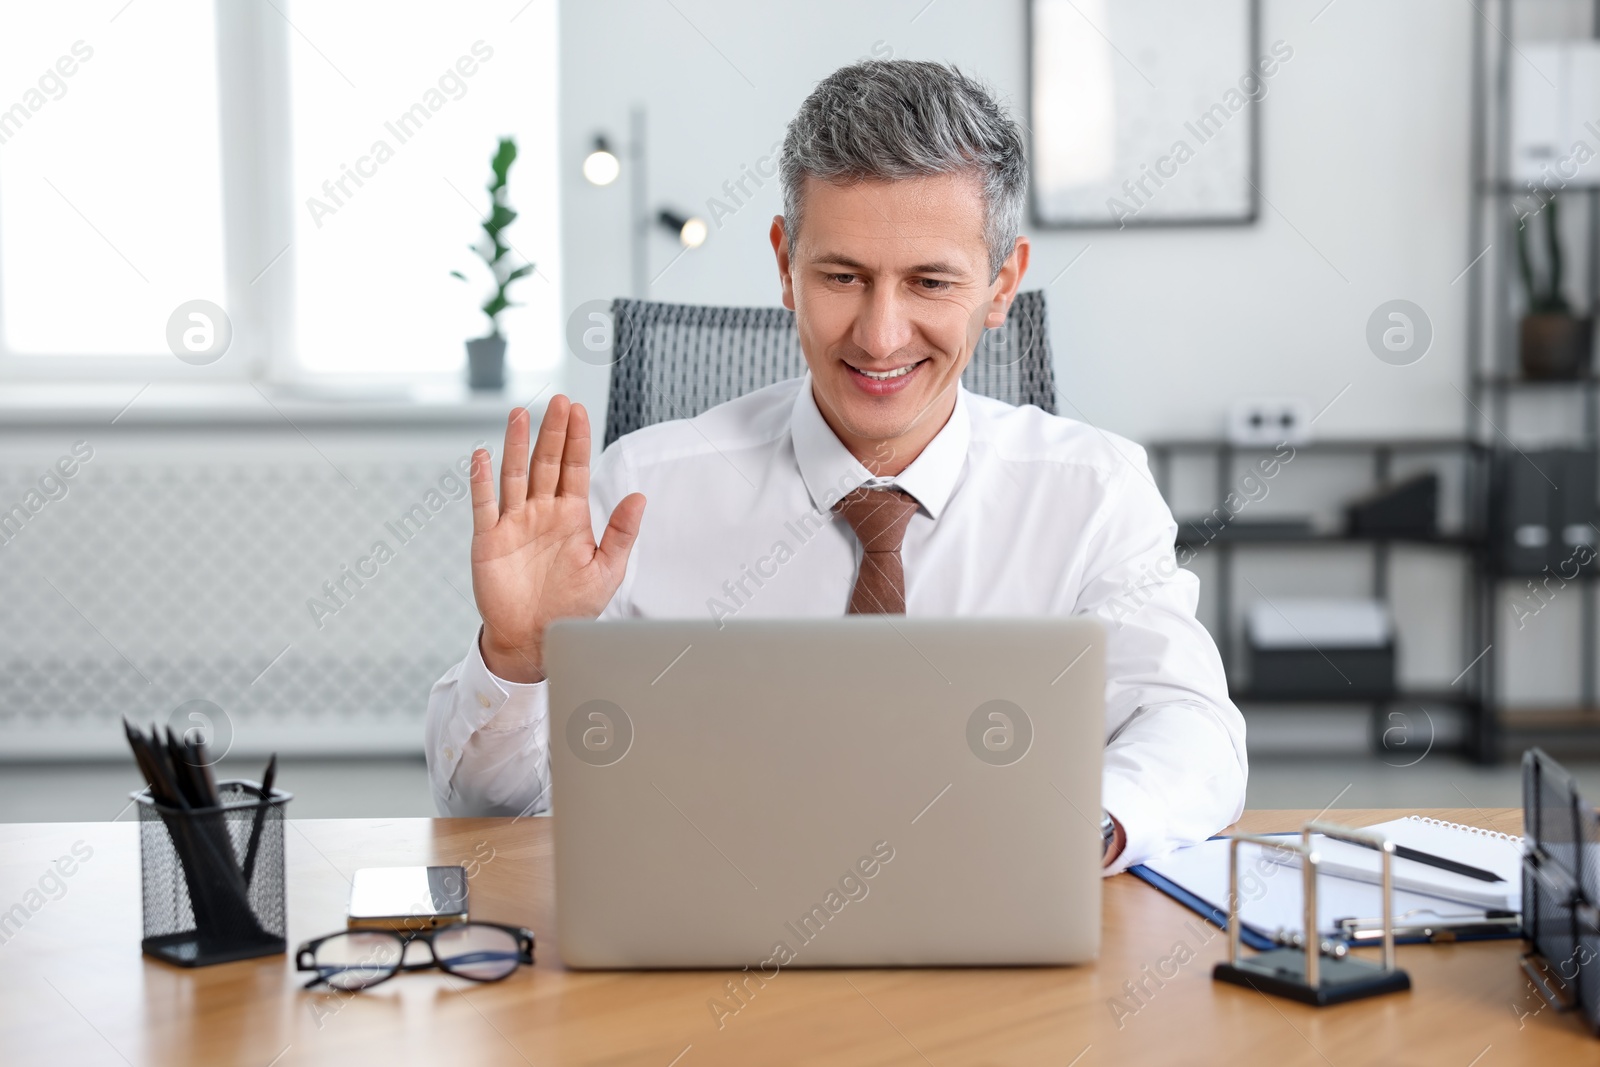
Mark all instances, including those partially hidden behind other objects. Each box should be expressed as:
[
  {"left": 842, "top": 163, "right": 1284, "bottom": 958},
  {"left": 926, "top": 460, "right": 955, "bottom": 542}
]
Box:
[{"left": 602, "top": 290, "right": 1056, "bottom": 446}]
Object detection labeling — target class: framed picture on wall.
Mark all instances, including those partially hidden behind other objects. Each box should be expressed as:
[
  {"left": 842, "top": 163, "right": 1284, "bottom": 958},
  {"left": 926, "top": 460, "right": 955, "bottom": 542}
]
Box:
[{"left": 1029, "top": 0, "right": 1266, "bottom": 228}]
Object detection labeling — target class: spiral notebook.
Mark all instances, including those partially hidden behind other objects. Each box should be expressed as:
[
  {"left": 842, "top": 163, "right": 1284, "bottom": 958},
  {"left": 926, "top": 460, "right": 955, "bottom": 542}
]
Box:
[{"left": 1265, "top": 816, "right": 1524, "bottom": 911}]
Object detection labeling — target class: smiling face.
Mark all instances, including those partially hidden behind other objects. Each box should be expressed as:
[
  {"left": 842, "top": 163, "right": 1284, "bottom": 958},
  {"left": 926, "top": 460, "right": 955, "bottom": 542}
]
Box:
[{"left": 771, "top": 171, "right": 1029, "bottom": 474}]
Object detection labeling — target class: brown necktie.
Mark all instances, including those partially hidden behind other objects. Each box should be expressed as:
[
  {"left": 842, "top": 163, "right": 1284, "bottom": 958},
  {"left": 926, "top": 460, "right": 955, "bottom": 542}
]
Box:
[{"left": 833, "top": 487, "right": 920, "bottom": 614}]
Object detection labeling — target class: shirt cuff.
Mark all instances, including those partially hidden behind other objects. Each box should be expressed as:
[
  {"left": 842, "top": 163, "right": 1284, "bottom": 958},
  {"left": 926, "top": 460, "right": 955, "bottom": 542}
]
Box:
[
  {"left": 1100, "top": 768, "right": 1167, "bottom": 876},
  {"left": 431, "top": 629, "right": 548, "bottom": 790}
]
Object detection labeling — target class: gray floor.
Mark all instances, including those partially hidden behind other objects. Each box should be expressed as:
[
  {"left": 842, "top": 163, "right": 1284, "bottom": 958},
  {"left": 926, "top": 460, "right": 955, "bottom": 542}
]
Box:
[
  {"left": 3, "top": 753, "right": 1598, "bottom": 824},
  {"left": 1246, "top": 754, "right": 1600, "bottom": 813}
]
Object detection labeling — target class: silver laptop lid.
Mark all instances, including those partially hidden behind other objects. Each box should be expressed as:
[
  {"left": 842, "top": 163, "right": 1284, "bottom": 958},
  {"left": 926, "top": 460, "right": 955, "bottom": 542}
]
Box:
[{"left": 547, "top": 617, "right": 1104, "bottom": 969}]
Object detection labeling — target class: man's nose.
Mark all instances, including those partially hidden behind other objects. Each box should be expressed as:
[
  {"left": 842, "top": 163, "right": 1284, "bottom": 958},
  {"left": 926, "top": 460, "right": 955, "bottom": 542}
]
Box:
[{"left": 851, "top": 287, "right": 916, "bottom": 361}]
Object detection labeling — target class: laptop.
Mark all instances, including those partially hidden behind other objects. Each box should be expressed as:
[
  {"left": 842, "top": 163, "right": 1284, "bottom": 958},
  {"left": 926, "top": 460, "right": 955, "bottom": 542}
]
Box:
[{"left": 545, "top": 617, "right": 1105, "bottom": 969}]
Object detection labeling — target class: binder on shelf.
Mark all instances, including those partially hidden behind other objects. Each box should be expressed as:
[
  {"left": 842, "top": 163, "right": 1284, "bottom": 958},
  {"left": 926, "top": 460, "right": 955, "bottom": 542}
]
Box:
[
  {"left": 1491, "top": 449, "right": 1599, "bottom": 576},
  {"left": 1553, "top": 449, "right": 1598, "bottom": 570},
  {"left": 1509, "top": 42, "right": 1600, "bottom": 185}
]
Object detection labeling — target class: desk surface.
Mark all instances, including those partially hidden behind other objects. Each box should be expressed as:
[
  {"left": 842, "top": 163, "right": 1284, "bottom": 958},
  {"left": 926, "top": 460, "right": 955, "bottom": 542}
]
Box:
[{"left": 0, "top": 807, "right": 1586, "bottom": 1066}]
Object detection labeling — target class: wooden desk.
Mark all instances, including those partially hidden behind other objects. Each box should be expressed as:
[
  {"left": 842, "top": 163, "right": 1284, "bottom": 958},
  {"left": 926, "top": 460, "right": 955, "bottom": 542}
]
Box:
[{"left": 0, "top": 808, "right": 1587, "bottom": 1065}]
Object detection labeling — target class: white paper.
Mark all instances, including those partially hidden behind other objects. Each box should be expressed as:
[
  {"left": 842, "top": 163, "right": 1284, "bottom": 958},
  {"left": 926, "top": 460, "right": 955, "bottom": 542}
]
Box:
[
  {"left": 1263, "top": 817, "right": 1523, "bottom": 911},
  {"left": 1141, "top": 835, "right": 1511, "bottom": 941}
]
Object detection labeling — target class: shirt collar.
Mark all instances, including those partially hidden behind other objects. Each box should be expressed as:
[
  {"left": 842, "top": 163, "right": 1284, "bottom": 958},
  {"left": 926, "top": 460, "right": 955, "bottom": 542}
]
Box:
[{"left": 789, "top": 372, "right": 971, "bottom": 521}]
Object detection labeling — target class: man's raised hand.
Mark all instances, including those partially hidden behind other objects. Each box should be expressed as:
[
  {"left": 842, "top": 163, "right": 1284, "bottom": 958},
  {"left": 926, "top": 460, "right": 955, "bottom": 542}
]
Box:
[{"left": 469, "top": 396, "right": 645, "bottom": 682}]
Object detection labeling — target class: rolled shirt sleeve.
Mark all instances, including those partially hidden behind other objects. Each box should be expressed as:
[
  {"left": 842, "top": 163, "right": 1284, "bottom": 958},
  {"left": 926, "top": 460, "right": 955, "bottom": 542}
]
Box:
[{"left": 1073, "top": 445, "right": 1248, "bottom": 873}]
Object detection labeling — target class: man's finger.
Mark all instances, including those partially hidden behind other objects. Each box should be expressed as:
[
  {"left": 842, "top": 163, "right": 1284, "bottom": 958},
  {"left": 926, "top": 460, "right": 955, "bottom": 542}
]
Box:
[
  {"left": 595, "top": 492, "right": 646, "bottom": 578},
  {"left": 557, "top": 403, "right": 592, "bottom": 499},
  {"left": 530, "top": 395, "right": 570, "bottom": 499},
  {"left": 498, "top": 408, "right": 530, "bottom": 516},
  {"left": 469, "top": 449, "right": 498, "bottom": 534}
]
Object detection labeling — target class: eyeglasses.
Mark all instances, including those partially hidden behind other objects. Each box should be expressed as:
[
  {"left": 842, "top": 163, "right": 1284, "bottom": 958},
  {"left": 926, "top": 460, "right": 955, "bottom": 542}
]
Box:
[{"left": 295, "top": 921, "right": 535, "bottom": 991}]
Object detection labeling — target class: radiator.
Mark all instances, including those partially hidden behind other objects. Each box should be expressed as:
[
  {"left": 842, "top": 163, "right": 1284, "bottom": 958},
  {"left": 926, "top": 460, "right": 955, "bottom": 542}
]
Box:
[{"left": 0, "top": 424, "right": 500, "bottom": 759}]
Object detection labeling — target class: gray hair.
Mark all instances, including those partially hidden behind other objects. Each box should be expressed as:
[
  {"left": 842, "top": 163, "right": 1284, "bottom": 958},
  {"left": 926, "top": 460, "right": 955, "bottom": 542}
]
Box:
[{"left": 780, "top": 60, "right": 1027, "bottom": 280}]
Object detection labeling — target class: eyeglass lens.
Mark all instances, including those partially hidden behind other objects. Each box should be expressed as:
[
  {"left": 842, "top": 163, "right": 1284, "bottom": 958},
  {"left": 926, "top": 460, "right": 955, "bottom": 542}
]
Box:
[
  {"left": 432, "top": 923, "right": 522, "bottom": 981},
  {"left": 310, "top": 931, "right": 404, "bottom": 991}
]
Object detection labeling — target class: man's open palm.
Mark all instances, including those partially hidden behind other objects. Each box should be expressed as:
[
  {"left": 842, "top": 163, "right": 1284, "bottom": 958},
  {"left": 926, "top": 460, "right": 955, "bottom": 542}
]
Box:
[{"left": 469, "top": 396, "right": 646, "bottom": 682}]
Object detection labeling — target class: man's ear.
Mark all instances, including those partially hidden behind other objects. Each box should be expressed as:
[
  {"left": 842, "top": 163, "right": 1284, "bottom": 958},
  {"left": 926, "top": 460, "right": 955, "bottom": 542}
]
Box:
[
  {"left": 770, "top": 216, "right": 796, "bottom": 311},
  {"left": 983, "top": 235, "right": 1031, "bottom": 329}
]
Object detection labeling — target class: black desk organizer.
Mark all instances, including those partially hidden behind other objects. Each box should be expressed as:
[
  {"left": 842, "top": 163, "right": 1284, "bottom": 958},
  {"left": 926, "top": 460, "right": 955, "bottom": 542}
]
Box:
[
  {"left": 135, "top": 780, "right": 291, "bottom": 966},
  {"left": 1521, "top": 748, "right": 1600, "bottom": 1034}
]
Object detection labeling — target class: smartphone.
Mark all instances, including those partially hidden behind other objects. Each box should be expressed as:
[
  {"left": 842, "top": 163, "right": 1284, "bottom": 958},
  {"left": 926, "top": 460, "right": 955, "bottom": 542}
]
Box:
[{"left": 347, "top": 866, "right": 470, "bottom": 930}]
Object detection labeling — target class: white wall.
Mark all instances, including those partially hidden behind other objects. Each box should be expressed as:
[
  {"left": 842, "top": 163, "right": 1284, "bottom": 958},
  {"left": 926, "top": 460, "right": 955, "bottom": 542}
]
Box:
[
  {"left": 557, "top": 0, "right": 1475, "bottom": 444},
  {"left": 555, "top": 0, "right": 1599, "bottom": 717}
]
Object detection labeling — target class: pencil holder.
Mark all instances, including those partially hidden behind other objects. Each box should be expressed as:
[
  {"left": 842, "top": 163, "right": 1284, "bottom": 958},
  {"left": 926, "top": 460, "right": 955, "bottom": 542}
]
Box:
[{"left": 134, "top": 779, "right": 292, "bottom": 967}]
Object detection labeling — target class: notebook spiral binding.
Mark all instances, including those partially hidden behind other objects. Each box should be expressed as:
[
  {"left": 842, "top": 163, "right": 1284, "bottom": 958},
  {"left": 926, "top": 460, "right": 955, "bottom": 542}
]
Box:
[
  {"left": 1519, "top": 748, "right": 1600, "bottom": 1037},
  {"left": 1406, "top": 815, "right": 1521, "bottom": 842}
]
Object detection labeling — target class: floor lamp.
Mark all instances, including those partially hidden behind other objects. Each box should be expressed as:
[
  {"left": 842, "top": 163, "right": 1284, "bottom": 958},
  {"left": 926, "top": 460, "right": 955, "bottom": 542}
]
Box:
[{"left": 582, "top": 106, "right": 707, "bottom": 299}]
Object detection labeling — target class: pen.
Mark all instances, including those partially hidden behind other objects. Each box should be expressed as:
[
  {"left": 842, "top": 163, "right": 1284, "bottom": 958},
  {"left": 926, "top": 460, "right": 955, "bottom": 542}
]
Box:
[
  {"left": 1337, "top": 834, "right": 1505, "bottom": 883},
  {"left": 1391, "top": 843, "right": 1504, "bottom": 884},
  {"left": 1336, "top": 911, "right": 1519, "bottom": 941}
]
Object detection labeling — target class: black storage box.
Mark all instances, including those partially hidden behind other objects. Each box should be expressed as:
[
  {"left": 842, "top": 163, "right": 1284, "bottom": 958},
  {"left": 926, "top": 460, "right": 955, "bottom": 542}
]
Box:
[
  {"left": 1345, "top": 473, "right": 1438, "bottom": 539},
  {"left": 1244, "top": 599, "right": 1397, "bottom": 700},
  {"left": 1247, "top": 644, "right": 1397, "bottom": 700}
]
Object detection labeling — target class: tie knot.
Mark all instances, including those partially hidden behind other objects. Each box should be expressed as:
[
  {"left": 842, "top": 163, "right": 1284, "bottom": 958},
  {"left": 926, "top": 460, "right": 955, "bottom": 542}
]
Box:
[{"left": 833, "top": 487, "right": 919, "bottom": 553}]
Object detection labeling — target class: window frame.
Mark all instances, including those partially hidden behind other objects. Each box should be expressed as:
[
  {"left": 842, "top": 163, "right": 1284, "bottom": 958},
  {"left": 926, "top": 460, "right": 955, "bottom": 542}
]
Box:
[
  {"left": 0, "top": 2, "right": 560, "bottom": 387},
  {"left": 0, "top": 3, "right": 288, "bottom": 382}
]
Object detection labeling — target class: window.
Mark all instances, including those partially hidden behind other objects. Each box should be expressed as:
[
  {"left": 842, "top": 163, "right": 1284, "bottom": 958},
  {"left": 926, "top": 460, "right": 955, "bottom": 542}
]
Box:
[
  {"left": 0, "top": 1, "right": 560, "bottom": 381},
  {"left": 0, "top": 2, "right": 226, "bottom": 358},
  {"left": 286, "top": 2, "right": 560, "bottom": 377}
]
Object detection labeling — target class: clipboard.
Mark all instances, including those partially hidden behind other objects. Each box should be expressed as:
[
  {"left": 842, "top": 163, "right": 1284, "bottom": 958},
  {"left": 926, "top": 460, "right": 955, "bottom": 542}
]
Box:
[
  {"left": 1130, "top": 833, "right": 1522, "bottom": 948},
  {"left": 1132, "top": 843, "right": 1280, "bottom": 951}
]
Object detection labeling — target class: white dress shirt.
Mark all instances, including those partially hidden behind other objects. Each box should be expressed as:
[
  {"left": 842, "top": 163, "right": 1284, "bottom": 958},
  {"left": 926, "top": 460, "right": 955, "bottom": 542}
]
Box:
[{"left": 425, "top": 374, "right": 1247, "bottom": 872}]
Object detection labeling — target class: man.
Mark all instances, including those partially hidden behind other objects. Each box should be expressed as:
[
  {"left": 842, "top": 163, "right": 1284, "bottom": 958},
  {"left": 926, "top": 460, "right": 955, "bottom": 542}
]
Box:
[{"left": 425, "top": 60, "right": 1246, "bottom": 872}]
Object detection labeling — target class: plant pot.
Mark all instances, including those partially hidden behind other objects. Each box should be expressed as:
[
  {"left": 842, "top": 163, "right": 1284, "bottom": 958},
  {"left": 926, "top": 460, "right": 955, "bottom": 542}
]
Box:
[
  {"left": 466, "top": 334, "right": 507, "bottom": 391},
  {"left": 1519, "top": 314, "right": 1593, "bottom": 380}
]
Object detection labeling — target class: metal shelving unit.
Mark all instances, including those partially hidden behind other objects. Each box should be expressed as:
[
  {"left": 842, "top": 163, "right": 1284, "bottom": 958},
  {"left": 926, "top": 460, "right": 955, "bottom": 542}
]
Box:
[
  {"left": 1149, "top": 440, "right": 1492, "bottom": 760},
  {"left": 1145, "top": 2, "right": 1600, "bottom": 763},
  {"left": 1466, "top": 0, "right": 1600, "bottom": 758}
]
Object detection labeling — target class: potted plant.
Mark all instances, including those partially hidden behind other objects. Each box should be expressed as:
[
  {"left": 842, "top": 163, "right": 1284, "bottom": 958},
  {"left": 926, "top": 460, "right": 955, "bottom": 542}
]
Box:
[
  {"left": 452, "top": 137, "right": 536, "bottom": 390},
  {"left": 1517, "top": 196, "right": 1593, "bottom": 380}
]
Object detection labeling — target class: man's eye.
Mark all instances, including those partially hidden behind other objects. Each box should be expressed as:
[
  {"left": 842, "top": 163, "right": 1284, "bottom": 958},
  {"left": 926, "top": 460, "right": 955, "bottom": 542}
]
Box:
[
  {"left": 829, "top": 273, "right": 857, "bottom": 284},
  {"left": 916, "top": 278, "right": 951, "bottom": 291}
]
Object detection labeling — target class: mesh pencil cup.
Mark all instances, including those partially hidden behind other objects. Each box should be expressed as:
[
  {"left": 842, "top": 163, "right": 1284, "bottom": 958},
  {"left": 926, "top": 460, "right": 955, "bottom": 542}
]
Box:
[{"left": 134, "top": 780, "right": 291, "bottom": 967}]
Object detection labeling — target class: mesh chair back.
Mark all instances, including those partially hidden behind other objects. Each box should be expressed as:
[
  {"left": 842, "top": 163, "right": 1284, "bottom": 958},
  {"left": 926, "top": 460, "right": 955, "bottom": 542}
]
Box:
[{"left": 603, "top": 290, "right": 1055, "bottom": 446}]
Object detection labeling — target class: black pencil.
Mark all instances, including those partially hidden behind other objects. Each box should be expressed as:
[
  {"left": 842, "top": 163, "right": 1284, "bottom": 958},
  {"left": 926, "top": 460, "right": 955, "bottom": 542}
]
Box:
[{"left": 242, "top": 754, "right": 277, "bottom": 885}]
